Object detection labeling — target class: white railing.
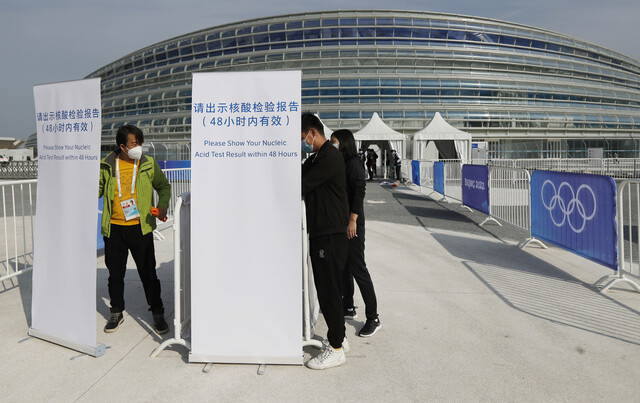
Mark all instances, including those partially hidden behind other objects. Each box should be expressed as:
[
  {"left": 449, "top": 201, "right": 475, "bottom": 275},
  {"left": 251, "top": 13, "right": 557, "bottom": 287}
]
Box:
[
  {"left": 595, "top": 180, "right": 640, "bottom": 292},
  {"left": 488, "top": 167, "right": 531, "bottom": 232},
  {"left": 0, "top": 180, "right": 36, "bottom": 283},
  {"left": 443, "top": 162, "right": 463, "bottom": 203},
  {"left": 476, "top": 158, "right": 640, "bottom": 179},
  {"left": 1, "top": 168, "right": 192, "bottom": 283}
]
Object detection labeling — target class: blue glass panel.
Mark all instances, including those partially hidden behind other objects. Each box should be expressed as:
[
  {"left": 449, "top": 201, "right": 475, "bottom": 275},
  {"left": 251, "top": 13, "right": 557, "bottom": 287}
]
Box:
[
  {"left": 358, "top": 27, "right": 375, "bottom": 37},
  {"left": 383, "top": 111, "right": 402, "bottom": 118},
  {"left": 376, "top": 27, "right": 393, "bottom": 37},
  {"left": 465, "top": 32, "right": 482, "bottom": 41},
  {"left": 440, "top": 80, "right": 459, "bottom": 87},
  {"left": 376, "top": 38, "right": 394, "bottom": 45},
  {"left": 340, "top": 27, "right": 358, "bottom": 37},
  {"left": 239, "top": 46, "right": 253, "bottom": 53},
  {"left": 193, "top": 43, "right": 206, "bottom": 53},
  {"left": 195, "top": 52, "right": 207, "bottom": 60},
  {"left": 305, "top": 20, "right": 321, "bottom": 27},
  {"left": 206, "top": 32, "right": 220, "bottom": 40},
  {"left": 201, "top": 62, "right": 214, "bottom": 69},
  {"left": 340, "top": 18, "right": 356, "bottom": 26},
  {"left": 222, "top": 48, "right": 237, "bottom": 55},
  {"left": 254, "top": 24, "right": 268, "bottom": 32},
  {"left": 270, "top": 32, "right": 286, "bottom": 42},
  {"left": 287, "top": 21, "right": 302, "bottom": 29},
  {"left": 515, "top": 37, "right": 530, "bottom": 47},
  {"left": 340, "top": 111, "right": 360, "bottom": 118},
  {"left": 395, "top": 18, "right": 412, "bottom": 26},
  {"left": 340, "top": 79, "right": 358, "bottom": 86},
  {"left": 430, "top": 29, "right": 447, "bottom": 39},
  {"left": 302, "top": 89, "right": 319, "bottom": 96},
  {"left": 272, "top": 42, "right": 286, "bottom": 49},
  {"left": 167, "top": 49, "right": 179, "bottom": 58},
  {"left": 412, "top": 28, "right": 429, "bottom": 38},
  {"left": 340, "top": 39, "right": 357, "bottom": 45},
  {"left": 484, "top": 34, "right": 499, "bottom": 43},
  {"left": 400, "top": 89, "right": 418, "bottom": 95},
  {"left": 287, "top": 30, "right": 303, "bottom": 41},
  {"left": 222, "top": 38, "right": 237, "bottom": 48},
  {"left": 237, "top": 36, "right": 252, "bottom": 46},
  {"left": 358, "top": 39, "right": 375, "bottom": 45},
  {"left": 360, "top": 79, "right": 378, "bottom": 86},
  {"left": 420, "top": 89, "right": 438, "bottom": 96},
  {"left": 358, "top": 18, "right": 375, "bottom": 25},
  {"left": 253, "top": 33, "right": 269, "bottom": 44},
  {"left": 421, "top": 79, "right": 439, "bottom": 86},
  {"left": 208, "top": 51, "right": 222, "bottom": 57},
  {"left": 180, "top": 46, "right": 192, "bottom": 55},
  {"left": 401, "top": 79, "right": 419, "bottom": 86},
  {"left": 339, "top": 89, "right": 359, "bottom": 95},
  {"left": 270, "top": 23, "right": 285, "bottom": 31},
  {"left": 447, "top": 30, "right": 465, "bottom": 40},
  {"left": 381, "top": 88, "right": 399, "bottom": 95},
  {"left": 207, "top": 40, "right": 221, "bottom": 50},
  {"left": 320, "top": 79, "right": 339, "bottom": 86},
  {"left": 222, "top": 29, "right": 235, "bottom": 38},
  {"left": 405, "top": 111, "right": 425, "bottom": 118},
  {"left": 322, "top": 28, "right": 340, "bottom": 38},
  {"left": 288, "top": 42, "right": 303, "bottom": 48},
  {"left": 547, "top": 43, "right": 560, "bottom": 52},
  {"left": 155, "top": 52, "right": 166, "bottom": 61},
  {"left": 319, "top": 112, "right": 338, "bottom": 119},
  {"left": 499, "top": 35, "right": 515, "bottom": 45},
  {"left": 395, "top": 28, "right": 412, "bottom": 38},
  {"left": 377, "top": 17, "right": 393, "bottom": 25},
  {"left": 360, "top": 89, "right": 378, "bottom": 95},
  {"left": 237, "top": 27, "right": 252, "bottom": 35},
  {"left": 304, "top": 29, "right": 321, "bottom": 39},
  {"left": 322, "top": 19, "right": 338, "bottom": 26},
  {"left": 381, "top": 79, "right": 399, "bottom": 86}
]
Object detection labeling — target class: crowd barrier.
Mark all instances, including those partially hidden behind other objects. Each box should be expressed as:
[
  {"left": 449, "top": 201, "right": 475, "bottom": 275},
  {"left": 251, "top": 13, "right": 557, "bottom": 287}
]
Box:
[
  {"left": 151, "top": 195, "right": 323, "bottom": 360},
  {"left": 475, "top": 157, "right": 640, "bottom": 179},
  {"left": 0, "top": 179, "right": 36, "bottom": 283},
  {"left": 1, "top": 168, "right": 189, "bottom": 283},
  {"left": 594, "top": 180, "right": 640, "bottom": 292}
]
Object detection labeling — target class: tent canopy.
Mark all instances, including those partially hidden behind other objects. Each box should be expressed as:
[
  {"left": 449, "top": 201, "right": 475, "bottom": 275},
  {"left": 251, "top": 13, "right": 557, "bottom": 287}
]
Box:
[
  {"left": 413, "top": 112, "right": 471, "bottom": 162},
  {"left": 354, "top": 112, "right": 407, "bottom": 158}
]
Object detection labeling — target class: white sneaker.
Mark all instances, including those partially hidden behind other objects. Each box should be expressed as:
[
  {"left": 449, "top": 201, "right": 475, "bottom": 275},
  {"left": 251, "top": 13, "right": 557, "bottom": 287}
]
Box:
[
  {"left": 322, "top": 337, "right": 350, "bottom": 353},
  {"left": 306, "top": 346, "right": 346, "bottom": 370}
]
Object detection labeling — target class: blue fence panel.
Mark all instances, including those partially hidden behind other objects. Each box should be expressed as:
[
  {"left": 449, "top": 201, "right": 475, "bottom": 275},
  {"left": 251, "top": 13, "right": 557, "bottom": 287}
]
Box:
[
  {"left": 411, "top": 160, "right": 420, "bottom": 186},
  {"left": 531, "top": 171, "right": 617, "bottom": 270},
  {"left": 165, "top": 160, "right": 191, "bottom": 169},
  {"left": 462, "top": 164, "right": 489, "bottom": 215},
  {"left": 434, "top": 161, "right": 445, "bottom": 194}
]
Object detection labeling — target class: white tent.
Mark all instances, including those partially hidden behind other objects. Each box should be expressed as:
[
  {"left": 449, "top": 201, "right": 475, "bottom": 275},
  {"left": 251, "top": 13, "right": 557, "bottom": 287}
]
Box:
[
  {"left": 412, "top": 112, "right": 472, "bottom": 162},
  {"left": 353, "top": 112, "right": 407, "bottom": 158}
]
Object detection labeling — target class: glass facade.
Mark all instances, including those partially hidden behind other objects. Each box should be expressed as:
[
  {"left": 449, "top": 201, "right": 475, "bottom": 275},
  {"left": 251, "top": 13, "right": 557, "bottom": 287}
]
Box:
[{"left": 86, "top": 10, "right": 640, "bottom": 158}]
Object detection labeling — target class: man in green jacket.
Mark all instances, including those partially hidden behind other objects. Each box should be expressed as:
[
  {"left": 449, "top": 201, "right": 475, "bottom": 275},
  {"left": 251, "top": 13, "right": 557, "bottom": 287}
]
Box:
[{"left": 98, "top": 125, "right": 171, "bottom": 335}]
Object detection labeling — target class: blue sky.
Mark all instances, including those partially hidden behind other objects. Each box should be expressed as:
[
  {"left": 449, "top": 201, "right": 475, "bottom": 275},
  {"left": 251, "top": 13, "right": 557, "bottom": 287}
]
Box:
[{"left": 1, "top": 0, "right": 638, "bottom": 140}]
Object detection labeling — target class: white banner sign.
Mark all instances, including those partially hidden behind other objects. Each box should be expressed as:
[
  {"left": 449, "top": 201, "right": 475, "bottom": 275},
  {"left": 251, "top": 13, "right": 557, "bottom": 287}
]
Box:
[
  {"left": 31, "top": 78, "right": 104, "bottom": 357},
  {"left": 190, "top": 71, "right": 302, "bottom": 364}
]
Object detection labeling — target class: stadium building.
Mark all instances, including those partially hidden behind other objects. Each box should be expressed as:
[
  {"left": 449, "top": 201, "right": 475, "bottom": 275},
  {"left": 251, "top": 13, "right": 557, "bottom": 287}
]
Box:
[{"left": 86, "top": 10, "right": 640, "bottom": 159}]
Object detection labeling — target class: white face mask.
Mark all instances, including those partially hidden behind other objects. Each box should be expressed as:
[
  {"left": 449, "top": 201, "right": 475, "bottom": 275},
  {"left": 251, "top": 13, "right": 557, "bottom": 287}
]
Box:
[{"left": 125, "top": 146, "right": 143, "bottom": 160}]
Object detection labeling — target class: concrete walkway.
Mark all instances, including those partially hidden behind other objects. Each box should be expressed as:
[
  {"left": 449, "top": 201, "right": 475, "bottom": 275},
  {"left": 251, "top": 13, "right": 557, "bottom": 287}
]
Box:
[{"left": 1, "top": 181, "right": 640, "bottom": 402}]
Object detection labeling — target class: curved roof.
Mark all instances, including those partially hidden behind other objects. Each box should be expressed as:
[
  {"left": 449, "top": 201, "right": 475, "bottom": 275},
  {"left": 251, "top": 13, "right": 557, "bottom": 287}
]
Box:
[
  {"left": 354, "top": 113, "right": 406, "bottom": 141},
  {"left": 414, "top": 112, "right": 471, "bottom": 141}
]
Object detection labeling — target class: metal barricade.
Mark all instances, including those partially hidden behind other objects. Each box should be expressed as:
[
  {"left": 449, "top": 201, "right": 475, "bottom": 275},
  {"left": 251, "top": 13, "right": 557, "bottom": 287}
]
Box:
[
  {"left": 0, "top": 180, "right": 36, "bottom": 283},
  {"left": 488, "top": 167, "right": 531, "bottom": 232},
  {"left": 443, "top": 162, "right": 463, "bottom": 203},
  {"left": 153, "top": 168, "right": 191, "bottom": 233},
  {"left": 420, "top": 160, "right": 434, "bottom": 190},
  {"left": 595, "top": 180, "right": 640, "bottom": 292}
]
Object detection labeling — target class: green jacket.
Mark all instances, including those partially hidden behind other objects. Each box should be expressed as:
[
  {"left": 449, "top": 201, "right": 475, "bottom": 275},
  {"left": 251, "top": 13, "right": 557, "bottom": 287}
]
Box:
[{"left": 98, "top": 152, "right": 171, "bottom": 237}]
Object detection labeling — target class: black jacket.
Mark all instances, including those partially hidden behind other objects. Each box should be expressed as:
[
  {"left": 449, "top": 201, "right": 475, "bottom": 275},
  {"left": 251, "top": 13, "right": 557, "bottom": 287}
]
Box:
[
  {"left": 302, "top": 141, "right": 349, "bottom": 238},
  {"left": 345, "top": 155, "right": 366, "bottom": 227}
]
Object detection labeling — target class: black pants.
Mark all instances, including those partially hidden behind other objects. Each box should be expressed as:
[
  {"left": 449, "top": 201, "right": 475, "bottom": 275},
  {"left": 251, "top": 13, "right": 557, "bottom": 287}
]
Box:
[
  {"left": 310, "top": 233, "right": 348, "bottom": 349},
  {"left": 367, "top": 164, "right": 374, "bottom": 180},
  {"left": 395, "top": 165, "right": 402, "bottom": 180},
  {"left": 104, "top": 224, "right": 164, "bottom": 315},
  {"left": 342, "top": 226, "right": 378, "bottom": 320}
]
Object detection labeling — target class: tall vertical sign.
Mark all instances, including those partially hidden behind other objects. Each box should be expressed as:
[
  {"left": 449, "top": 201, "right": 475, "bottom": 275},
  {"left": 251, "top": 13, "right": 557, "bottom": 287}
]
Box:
[
  {"left": 31, "top": 79, "right": 104, "bottom": 356},
  {"left": 190, "top": 71, "right": 302, "bottom": 364}
]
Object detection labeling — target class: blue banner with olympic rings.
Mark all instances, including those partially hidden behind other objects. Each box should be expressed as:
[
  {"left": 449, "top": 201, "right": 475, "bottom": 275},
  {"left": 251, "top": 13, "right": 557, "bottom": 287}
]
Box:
[
  {"left": 434, "top": 161, "right": 445, "bottom": 195},
  {"left": 412, "top": 160, "right": 420, "bottom": 186},
  {"left": 531, "top": 170, "right": 617, "bottom": 270}
]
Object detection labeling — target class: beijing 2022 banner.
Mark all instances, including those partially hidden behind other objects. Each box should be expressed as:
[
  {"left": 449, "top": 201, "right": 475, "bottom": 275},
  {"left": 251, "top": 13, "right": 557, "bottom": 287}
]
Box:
[
  {"left": 531, "top": 170, "right": 617, "bottom": 270},
  {"left": 411, "top": 160, "right": 420, "bottom": 186},
  {"left": 434, "top": 161, "right": 445, "bottom": 194},
  {"left": 462, "top": 164, "right": 489, "bottom": 215}
]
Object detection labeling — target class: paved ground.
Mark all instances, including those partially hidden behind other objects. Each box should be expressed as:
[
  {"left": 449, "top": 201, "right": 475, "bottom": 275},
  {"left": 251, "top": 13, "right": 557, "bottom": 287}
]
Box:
[{"left": 1, "top": 179, "right": 640, "bottom": 402}]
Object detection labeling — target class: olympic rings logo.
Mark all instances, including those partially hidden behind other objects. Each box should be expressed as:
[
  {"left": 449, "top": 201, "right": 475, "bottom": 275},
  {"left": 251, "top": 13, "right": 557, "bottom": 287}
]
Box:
[{"left": 540, "top": 180, "right": 597, "bottom": 233}]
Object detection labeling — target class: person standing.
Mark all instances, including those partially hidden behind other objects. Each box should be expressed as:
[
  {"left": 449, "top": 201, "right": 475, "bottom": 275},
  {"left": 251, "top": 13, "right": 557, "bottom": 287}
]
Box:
[
  {"left": 392, "top": 149, "right": 402, "bottom": 181},
  {"left": 301, "top": 113, "right": 350, "bottom": 369},
  {"left": 331, "top": 129, "right": 382, "bottom": 337},
  {"left": 366, "top": 149, "right": 375, "bottom": 181},
  {"left": 99, "top": 125, "right": 171, "bottom": 335}
]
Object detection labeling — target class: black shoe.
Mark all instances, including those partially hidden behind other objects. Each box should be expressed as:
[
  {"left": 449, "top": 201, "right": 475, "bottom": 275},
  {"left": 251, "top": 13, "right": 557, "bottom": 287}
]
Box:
[
  {"left": 358, "top": 317, "right": 381, "bottom": 337},
  {"left": 153, "top": 313, "right": 169, "bottom": 335},
  {"left": 104, "top": 312, "right": 124, "bottom": 333},
  {"left": 344, "top": 307, "right": 358, "bottom": 320}
]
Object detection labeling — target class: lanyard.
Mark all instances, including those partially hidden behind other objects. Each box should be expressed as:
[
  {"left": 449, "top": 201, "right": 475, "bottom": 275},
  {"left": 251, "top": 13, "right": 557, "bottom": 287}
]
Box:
[{"left": 116, "top": 157, "right": 138, "bottom": 198}]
